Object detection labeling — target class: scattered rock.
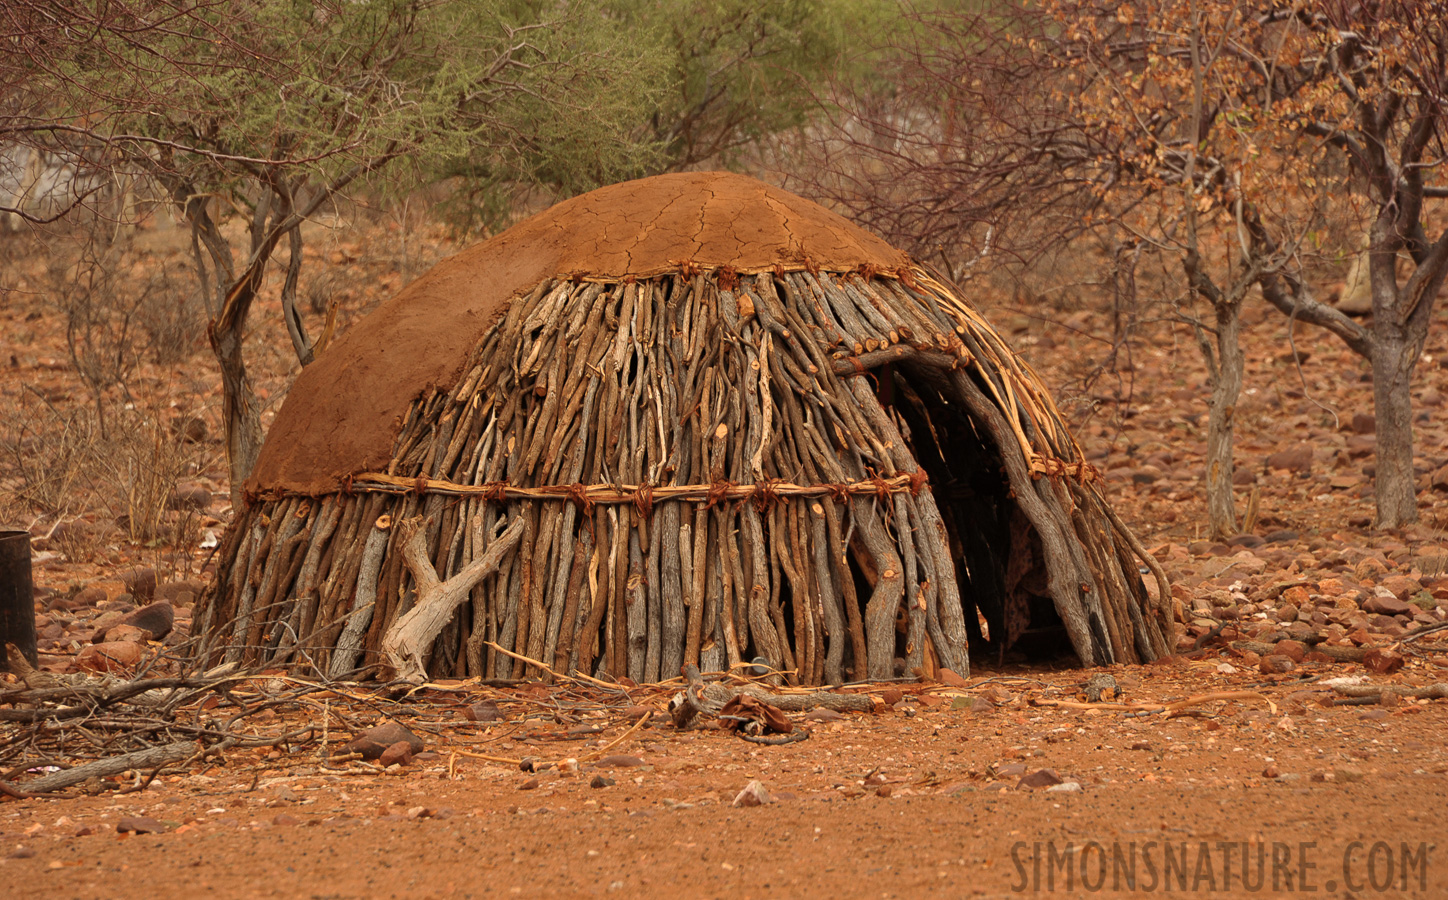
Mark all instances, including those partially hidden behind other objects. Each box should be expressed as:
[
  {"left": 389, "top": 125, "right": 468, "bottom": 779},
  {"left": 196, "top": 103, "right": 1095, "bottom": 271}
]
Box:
[
  {"left": 462, "top": 700, "right": 504, "bottom": 722},
  {"left": 589, "top": 775, "right": 614, "bottom": 789},
  {"left": 1259, "top": 655, "right": 1295, "bottom": 675},
  {"left": 1266, "top": 445, "right": 1314, "bottom": 473},
  {"left": 343, "top": 721, "right": 424, "bottom": 760},
  {"left": 1275, "top": 640, "right": 1308, "bottom": 663},
  {"left": 1016, "top": 769, "right": 1064, "bottom": 789},
  {"left": 118, "top": 600, "right": 175, "bottom": 639},
  {"left": 594, "top": 754, "right": 644, "bottom": 768},
  {"left": 72, "top": 641, "right": 144, "bottom": 674},
  {"left": 938, "top": 668, "right": 968, "bottom": 688},
  {"left": 732, "top": 780, "right": 771, "bottom": 807},
  {"left": 518, "top": 778, "right": 540, "bottom": 791},
  {"left": 1363, "top": 648, "right": 1405, "bottom": 674},
  {"left": 116, "top": 816, "right": 166, "bottom": 835},
  {"left": 1262, "top": 765, "right": 1280, "bottom": 779},
  {"left": 72, "top": 585, "right": 107, "bottom": 608},
  {"left": 1363, "top": 593, "right": 1413, "bottom": 616},
  {"left": 119, "top": 567, "right": 157, "bottom": 601},
  {"left": 1045, "top": 781, "right": 1082, "bottom": 793},
  {"left": 379, "top": 741, "right": 414, "bottom": 767},
  {"left": 271, "top": 814, "right": 300, "bottom": 827},
  {"left": 103, "top": 624, "right": 152, "bottom": 644}
]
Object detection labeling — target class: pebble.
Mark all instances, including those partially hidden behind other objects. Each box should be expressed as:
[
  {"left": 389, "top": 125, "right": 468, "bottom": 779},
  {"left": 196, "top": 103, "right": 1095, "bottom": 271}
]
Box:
[
  {"left": 732, "top": 780, "right": 771, "bottom": 807},
  {"left": 378, "top": 740, "right": 414, "bottom": 767},
  {"left": 118, "top": 600, "right": 175, "bottom": 640},
  {"left": 1259, "top": 654, "right": 1295, "bottom": 675},
  {"left": 462, "top": 700, "right": 504, "bottom": 722},
  {"left": 1016, "top": 769, "right": 1063, "bottom": 789},
  {"left": 116, "top": 816, "right": 166, "bottom": 835},
  {"left": 594, "top": 754, "right": 644, "bottom": 768},
  {"left": 344, "top": 721, "right": 425, "bottom": 760},
  {"left": 72, "top": 641, "right": 143, "bottom": 674}
]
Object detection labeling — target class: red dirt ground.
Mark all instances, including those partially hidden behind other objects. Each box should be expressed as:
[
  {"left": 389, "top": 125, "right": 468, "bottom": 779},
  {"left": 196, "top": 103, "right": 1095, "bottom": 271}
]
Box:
[
  {"left": 6, "top": 189, "right": 1448, "bottom": 898},
  {"left": 3, "top": 662, "right": 1448, "bottom": 898}
]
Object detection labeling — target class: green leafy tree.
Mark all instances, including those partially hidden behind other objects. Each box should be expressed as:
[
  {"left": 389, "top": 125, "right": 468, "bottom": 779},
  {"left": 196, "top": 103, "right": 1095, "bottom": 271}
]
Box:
[{"left": 6, "top": 0, "right": 671, "bottom": 503}]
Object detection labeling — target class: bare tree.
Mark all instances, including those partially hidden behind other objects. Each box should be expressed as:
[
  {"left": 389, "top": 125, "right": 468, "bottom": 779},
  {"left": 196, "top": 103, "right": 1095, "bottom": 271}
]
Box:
[{"left": 805, "top": 0, "right": 1448, "bottom": 531}]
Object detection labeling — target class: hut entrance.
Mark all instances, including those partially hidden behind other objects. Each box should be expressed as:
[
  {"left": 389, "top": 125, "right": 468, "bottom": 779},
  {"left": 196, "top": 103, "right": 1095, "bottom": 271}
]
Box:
[{"left": 877, "top": 363, "right": 1072, "bottom": 667}]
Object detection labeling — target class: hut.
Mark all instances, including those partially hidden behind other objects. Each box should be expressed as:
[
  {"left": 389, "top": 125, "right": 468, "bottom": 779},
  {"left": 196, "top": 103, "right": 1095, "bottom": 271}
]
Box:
[{"left": 195, "top": 172, "right": 1172, "bottom": 684}]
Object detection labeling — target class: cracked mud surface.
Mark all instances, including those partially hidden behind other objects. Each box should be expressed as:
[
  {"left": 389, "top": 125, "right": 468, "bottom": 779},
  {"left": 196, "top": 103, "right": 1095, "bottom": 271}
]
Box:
[{"left": 249, "top": 172, "right": 907, "bottom": 496}]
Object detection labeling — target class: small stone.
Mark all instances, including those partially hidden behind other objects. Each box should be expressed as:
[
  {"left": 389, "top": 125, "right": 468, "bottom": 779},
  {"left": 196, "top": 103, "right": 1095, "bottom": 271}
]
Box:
[
  {"left": 594, "top": 754, "right": 644, "bottom": 768},
  {"left": 1016, "top": 769, "right": 1064, "bottom": 789},
  {"left": 1266, "top": 445, "right": 1314, "bottom": 473},
  {"left": 119, "top": 567, "right": 157, "bottom": 601},
  {"left": 1363, "top": 648, "right": 1405, "bottom": 674},
  {"left": 118, "top": 601, "right": 175, "bottom": 640},
  {"left": 1335, "top": 767, "right": 1365, "bottom": 783},
  {"left": 1275, "top": 604, "right": 1299, "bottom": 623},
  {"left": 72, "top": 586, "right": 107, "bottom": 608},
  {"left": 1275, "top": 640, "right": 1308, "bottom": 663},
  {"left": 72, "top": 641, "right": 143, "bottom": 674},
  {"left": 732, "top": 780, "right": 771, "bottom": 807},
  {"left": 1130, "top": 741, "right": 1151, "bottom": 751},
  {"left": 881, "top": 689, "right": 904, "bottom": 707},
  {"left": 1259, "top": 655, "right": 1295, "bottom": 675},
  {"left": 343, "top": 721, "right": 424, "bottom": 760},
  {"left": 518, "top": 778, "right": 540, "bottom": 791},
  {"left": 1262, "top": 765, "right": 1280, "bottom": 779},
  {"left": 462, "top": 700, "right": 504, "bottom": 722},
  {"left": 1350, "top": 412, "right": 1376, "bottom": 434},
  {"left": 378, "top": 740, "right": 414, "bottom": 767},
  {"left": 116, "top": 816, "right": 166, "bottom": 835},
  {"left": 104, "top": 624, "right": 152, "bottom": 644},
  {"left": 1044, "top": 781, "right": 1082, "bottom": 793},
  {"left": 938, "top": 668, "right": 968, "bottom": 687},
  {"left": 1378, "top": 575, "right": 1423, "bottom": 601},
  {"left": 6, "top": 847, "right": 36, "bottom": 860},
  {"left": 271, "top": 814, "right": 300, "bottom": 827},
  {"left": 1363, "top": 592, "right": 1413, "bottom": 616},
  {"left": 589, "top": 775, "right": 614, "bottom": 789}
]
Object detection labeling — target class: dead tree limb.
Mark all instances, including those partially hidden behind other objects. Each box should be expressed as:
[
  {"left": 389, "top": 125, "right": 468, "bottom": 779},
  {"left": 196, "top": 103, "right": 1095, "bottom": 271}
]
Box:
[{"left": 382, "top": 515, "right": 525, "bottom": 682}]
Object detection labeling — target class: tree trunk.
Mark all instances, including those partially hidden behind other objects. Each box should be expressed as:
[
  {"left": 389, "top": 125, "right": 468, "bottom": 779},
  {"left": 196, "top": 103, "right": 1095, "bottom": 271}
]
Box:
[
  {"left": 212, "top": 321, "right": 264, "bottom": 510},
  {"left": 1369, "top": 324, "right": 1419, "bottom": 527},
  {"left": 1204, "top": 300, "right": 1243, "bottom": 540}
]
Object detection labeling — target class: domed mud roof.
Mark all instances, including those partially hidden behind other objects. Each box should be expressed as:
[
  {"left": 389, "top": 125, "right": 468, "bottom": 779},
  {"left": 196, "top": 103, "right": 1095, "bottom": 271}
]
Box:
[{"left": 249, "top": 171, "right": 909, "bottom": 496}]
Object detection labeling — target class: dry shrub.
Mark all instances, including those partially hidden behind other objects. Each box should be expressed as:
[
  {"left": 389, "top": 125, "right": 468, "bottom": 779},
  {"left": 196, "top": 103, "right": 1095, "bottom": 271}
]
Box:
[
  {"left": 102, "top": 403, "right": 194, "bottom": 544},
  {"left": 0, "top": 390, "right": 202, "bottom": 557}
]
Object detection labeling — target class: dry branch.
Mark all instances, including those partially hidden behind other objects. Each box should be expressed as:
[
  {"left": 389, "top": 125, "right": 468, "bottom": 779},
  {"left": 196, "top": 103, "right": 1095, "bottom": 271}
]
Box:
[{"left": 382, "top": 516, "right": 525, "bottom": 682}]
